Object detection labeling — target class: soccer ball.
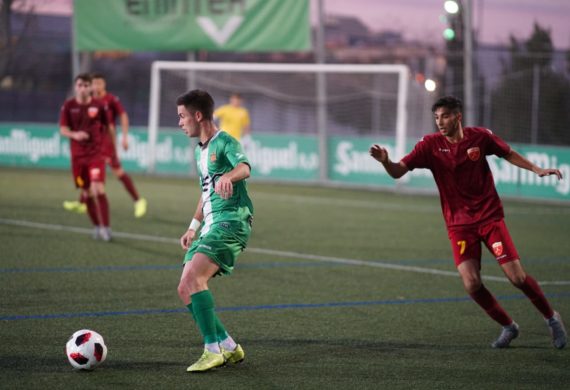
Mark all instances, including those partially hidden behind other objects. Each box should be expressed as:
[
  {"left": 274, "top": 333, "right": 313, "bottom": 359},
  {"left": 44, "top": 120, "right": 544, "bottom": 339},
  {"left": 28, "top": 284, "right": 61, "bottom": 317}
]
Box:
[{"left": 65, "top": 329, "right": 107, "bottom": 370}]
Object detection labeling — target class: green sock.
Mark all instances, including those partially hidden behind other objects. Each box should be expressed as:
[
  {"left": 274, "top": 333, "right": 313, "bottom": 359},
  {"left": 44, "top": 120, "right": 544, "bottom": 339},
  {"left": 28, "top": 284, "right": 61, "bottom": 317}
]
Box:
[
  {"left": 214, "top": 315, "right": 229, "bottom": 342},
  {"left": 190, "top": 290, "right": 218, "bottom": 345},
  {"left": 186, "top": 303, "right": 196, "bottom": 322}
]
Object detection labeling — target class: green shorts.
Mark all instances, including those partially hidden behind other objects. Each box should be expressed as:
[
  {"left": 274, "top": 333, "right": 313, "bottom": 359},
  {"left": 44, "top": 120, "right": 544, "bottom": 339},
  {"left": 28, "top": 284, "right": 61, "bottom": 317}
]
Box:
[{"left": 183, "top": 220, "right": 251, "bottom": 276}]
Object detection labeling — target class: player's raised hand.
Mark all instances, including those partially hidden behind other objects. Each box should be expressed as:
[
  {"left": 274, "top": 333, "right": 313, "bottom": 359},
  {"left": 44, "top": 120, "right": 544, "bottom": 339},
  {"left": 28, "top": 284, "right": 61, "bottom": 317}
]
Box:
[
  {"left": 180, "top": 229, "right": 196, "bottom": 250},
  {"left": 536, "top": 167, "right": 563, "bottom": 180},
  {"left": 369, "top": 144, "right": 389, "bottom": 163},
  {"left": 215, "top": 175, "right": 233, "bottom": 199}
]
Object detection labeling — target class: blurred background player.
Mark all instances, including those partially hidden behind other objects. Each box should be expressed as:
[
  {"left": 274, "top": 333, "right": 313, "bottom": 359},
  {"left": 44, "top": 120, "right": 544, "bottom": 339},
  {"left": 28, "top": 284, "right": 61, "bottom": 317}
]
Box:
[
  {"left": 370, "top": 96, "right": 567, "bottom": 349},
  {"left": 59, "top": 73, "right": 112, "bottom": 241},
  {"left": 177, "top": 89, "right": 253, "bottom": 372},
  {"left": 63, "top": 72, "right": 147, "bottom": 218},
  {"left": 213, "top": 92, "right": 252, "bottom": 150}
]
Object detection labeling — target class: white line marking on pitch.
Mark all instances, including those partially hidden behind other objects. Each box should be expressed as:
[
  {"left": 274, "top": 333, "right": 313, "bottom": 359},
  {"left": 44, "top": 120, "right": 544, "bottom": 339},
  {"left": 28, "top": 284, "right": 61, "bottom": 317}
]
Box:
[{"left": 1, "top": 218, "right": 568, "bottom": 286}]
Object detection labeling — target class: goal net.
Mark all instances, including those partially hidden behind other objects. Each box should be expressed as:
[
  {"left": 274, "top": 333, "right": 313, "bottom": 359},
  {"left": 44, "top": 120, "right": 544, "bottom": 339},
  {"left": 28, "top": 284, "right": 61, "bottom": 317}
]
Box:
[{"left": 148, "top": 61, "right": 431, "bottom": 180}]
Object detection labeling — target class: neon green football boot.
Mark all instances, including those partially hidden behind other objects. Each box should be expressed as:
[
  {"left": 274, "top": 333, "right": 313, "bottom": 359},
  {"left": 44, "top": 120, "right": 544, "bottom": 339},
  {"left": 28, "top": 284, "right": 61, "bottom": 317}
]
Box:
[
  {"left": 222, "top": 344, "right": 245, "bottom": 364},
  {"left": 134, "top": 198, "right": 147, "bottom": 218},
  {"left": 63, "top": 200, "right": 86, "bottom": 214},
  {"left": 186, "top": 350, "right": 225, "bottom": 372}
]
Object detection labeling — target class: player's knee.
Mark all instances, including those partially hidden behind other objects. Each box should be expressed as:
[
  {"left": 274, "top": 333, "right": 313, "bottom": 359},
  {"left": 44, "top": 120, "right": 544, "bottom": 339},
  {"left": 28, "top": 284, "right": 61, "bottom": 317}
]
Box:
[
  {"left": 508, "top": 273, "right": 526, "bottom": 288},
  {"left": 462, "top": 276, "right": 482, "bottom": 294},
  {"left": 177, "top": 282, "right": 190, "bottom": 302}
]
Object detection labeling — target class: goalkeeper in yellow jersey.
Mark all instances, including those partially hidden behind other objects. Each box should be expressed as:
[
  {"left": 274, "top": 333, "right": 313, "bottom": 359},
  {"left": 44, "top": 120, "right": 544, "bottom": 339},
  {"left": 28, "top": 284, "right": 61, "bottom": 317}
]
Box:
[{"left": 213, "top": 92, "right": 251, "bottom": 149}]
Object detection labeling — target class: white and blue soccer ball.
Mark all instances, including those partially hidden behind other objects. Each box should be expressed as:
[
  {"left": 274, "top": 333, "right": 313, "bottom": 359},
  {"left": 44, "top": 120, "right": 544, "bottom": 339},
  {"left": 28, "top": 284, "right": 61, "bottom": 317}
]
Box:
[{"left": 65, "top": 329, "right": 107, "bottom": 370}]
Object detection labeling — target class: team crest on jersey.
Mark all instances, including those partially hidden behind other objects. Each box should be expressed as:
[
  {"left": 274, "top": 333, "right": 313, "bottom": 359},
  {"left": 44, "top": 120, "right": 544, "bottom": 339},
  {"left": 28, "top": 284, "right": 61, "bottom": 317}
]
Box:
[
  {"left": 87, "top": 106, "right": 99, "bottom": 118},
  {"left": 492, "top": 241, "right": 503, "bottom": 257},
  {"left": 210, "top": 153, "right": 217, "bottom": 162},
  {"left": 467, "top": 147, "right": 480, "bottom": 161}
]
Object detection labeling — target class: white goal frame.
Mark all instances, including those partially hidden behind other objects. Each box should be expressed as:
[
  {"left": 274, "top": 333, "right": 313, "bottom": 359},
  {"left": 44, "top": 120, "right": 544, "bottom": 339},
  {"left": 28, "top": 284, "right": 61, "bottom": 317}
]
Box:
[{"left": 148, "top": 61, "right": 409, "bottom": 177}]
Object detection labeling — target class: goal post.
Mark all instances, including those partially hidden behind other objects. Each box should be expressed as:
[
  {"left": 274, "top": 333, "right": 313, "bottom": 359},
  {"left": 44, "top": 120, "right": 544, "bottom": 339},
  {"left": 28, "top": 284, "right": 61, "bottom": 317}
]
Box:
[{"left": 148, "top": 61, "right": 410, "bottom": 179}]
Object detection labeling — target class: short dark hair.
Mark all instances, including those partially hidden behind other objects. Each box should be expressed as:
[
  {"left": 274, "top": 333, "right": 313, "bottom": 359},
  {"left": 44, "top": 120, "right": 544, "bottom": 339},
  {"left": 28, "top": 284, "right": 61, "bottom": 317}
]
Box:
[
  {"left": 432, "top": 96, "right": 463, "bottom": 113},
  {"left": 176, "top": 89, "right": 215, "bottom": 120},
  {"left": 74, "top": 73, "right": 92, "bottom": 83},
  {"left": 91, "top": 72, "right": 105, "bottom": 81}
]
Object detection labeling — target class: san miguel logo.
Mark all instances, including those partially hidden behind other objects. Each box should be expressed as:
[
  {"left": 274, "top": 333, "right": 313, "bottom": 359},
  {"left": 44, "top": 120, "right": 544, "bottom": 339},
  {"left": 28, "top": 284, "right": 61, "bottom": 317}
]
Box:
[
  {"left": 467, "top": 147, "right": 480, "bottom": 161},
  {"left": 492, "top": 241, "right": 503, "bottom": 257},
  {"left": 87, "top": 107, "right": 99, "bottom": 118}
]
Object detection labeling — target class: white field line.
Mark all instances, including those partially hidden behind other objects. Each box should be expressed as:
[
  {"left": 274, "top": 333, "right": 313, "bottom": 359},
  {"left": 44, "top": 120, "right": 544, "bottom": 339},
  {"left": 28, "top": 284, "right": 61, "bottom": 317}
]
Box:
[{"left": 0, "top": 218, "right": 568, "bottom": 286}]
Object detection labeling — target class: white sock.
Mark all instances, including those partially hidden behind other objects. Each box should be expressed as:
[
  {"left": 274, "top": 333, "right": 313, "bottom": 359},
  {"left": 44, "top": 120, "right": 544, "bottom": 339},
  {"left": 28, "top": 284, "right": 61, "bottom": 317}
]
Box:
[
  {"left": 205, "top": 342, "right": 221, "bottom": 354},
  {"left": 220, "top": 335, "right": 237, "bottom": 351}
]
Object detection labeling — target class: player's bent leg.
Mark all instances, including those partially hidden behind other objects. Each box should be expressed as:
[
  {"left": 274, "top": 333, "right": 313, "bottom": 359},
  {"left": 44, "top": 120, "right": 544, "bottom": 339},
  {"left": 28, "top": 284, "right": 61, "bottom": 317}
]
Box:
[
  {"left": 458, "top": 260, "right": 516, "bottom": 347},
  {"left": 501, "top": 260, "right": 566, "bottom": 348},
  {"left": 181, "top": 255, "right": 225, "bottom": 372}
]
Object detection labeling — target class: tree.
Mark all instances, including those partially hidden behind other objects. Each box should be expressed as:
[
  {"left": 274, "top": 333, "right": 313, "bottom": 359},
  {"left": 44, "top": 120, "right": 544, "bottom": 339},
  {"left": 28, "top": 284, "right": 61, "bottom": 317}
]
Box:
[{"left": 491, "top": 23, "right": 570, "bottom": 145}]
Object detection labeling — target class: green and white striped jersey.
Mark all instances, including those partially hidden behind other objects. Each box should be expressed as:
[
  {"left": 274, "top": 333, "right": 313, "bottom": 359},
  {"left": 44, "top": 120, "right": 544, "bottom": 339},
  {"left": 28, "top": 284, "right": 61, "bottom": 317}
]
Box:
[{"left": 195, "top": 131, "right": 253, "bottom": 235}]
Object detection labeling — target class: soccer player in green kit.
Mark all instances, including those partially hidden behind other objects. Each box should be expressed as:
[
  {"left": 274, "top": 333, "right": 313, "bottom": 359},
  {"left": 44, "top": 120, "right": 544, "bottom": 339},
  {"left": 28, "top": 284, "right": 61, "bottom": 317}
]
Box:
[{"left": 176, "top": 90, "right": 253, "bottom": 372}]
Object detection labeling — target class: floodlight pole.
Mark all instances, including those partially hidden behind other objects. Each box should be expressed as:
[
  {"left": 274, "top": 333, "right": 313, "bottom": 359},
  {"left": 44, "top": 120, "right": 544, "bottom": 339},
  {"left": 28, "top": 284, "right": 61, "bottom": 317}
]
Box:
[
  {"left": 463, "top": 0, "right": 474, "bottom": 126},
  {"left": 71, "top": 0, "right": 79, "bottom": 82},
  {"left": 316, "top": 0, "right": 328, "bottom": 181}
]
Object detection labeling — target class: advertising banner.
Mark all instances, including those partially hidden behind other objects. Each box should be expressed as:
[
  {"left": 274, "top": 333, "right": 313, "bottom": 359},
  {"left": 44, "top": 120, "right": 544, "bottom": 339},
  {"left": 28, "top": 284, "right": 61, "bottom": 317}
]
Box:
[
  {"left": 75, "top": 0, "right": 310, "bottom": 52},
  {"left": 1, "top": 124, "right": 568, "bottom": 201}
]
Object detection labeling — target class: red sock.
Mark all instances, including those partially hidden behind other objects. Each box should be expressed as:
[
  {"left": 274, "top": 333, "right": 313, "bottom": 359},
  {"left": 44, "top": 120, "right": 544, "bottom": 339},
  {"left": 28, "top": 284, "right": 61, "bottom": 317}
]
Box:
[
  {"left": 469, "top": 285, "right": 513, "bottom": 326},
  {"left": 96, "top": 194, "right": 110, "bottom": 227},
  {"left": 85, "top": 196, "right": 99, "bottom": 226},
  {"left": 119, "top": 174, "right": 139, "bottom": 201},
  {"left": 79, "top": 191, "right": 88, "bottom": 204},
  {"left": 518, "top": 275, "right": 554, "bottom": 319}
]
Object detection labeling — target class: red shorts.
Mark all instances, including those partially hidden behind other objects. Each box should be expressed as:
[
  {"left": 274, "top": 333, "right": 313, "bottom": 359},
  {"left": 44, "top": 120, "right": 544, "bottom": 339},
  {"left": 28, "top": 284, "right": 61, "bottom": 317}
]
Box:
[
  {"left": 71, "top": 156, "right": 106, "bottom": 189},
  {"left": 448, "top": 219, "right": 519, "bottom": 268},
  {"left": 101, "top": 137, "right": 122, "bottom": 169}
]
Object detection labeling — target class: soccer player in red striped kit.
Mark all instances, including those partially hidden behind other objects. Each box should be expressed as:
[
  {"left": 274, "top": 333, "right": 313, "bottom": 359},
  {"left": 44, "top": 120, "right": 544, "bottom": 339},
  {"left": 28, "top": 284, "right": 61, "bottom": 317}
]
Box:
[
  {"left": 60, "top": 73, "right": 113, "bottom": 241},
  {"left": 63, "top": 73, "right": 147, "bottom": 218},
  {"left": 370, "top": 96, "right": 567, "bottom": 349}
]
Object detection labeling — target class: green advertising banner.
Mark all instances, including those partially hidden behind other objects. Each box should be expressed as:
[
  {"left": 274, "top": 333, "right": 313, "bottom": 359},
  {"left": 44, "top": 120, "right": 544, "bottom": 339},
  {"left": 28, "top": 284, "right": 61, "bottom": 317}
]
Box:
[
  {"left": 328, "top": 136, "right": 434, "bottom": 188},
  {"left": 74, "top": 0, "right": 310, "bottom": 52},
  {"left": 1, "top": 124, "right": 568, "bottom": 201},
  {"left": 247, "top": 133, "right": 319, "bottom": 181},
  {"left": 0, "top": 125, "right": 320, "bottom": 180}
]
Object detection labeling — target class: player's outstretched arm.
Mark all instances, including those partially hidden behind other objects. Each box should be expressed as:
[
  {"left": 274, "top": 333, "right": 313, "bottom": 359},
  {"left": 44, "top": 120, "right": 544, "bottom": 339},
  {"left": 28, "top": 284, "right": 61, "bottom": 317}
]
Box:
[
  {"left": 504, "top": 149, "right": 563, "bottom": 180},
  {"left": 369, "top": 144, "right": 409, "bottom": 179}
]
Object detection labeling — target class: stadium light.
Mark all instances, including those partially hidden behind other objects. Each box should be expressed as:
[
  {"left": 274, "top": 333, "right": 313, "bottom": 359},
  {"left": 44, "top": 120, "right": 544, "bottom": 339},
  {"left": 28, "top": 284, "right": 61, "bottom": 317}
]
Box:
[
  {"left": 443, "top": 27, "right": 456, "bottom": 41},
  {"left": 444, "top": 1, "right": 459, "bottom": 14},
  {"left": 424, "top": 79, "right": 437, "bottom": 92},
  {"left": 442, "top": 1, "right": 461, "bottom": 41}
]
